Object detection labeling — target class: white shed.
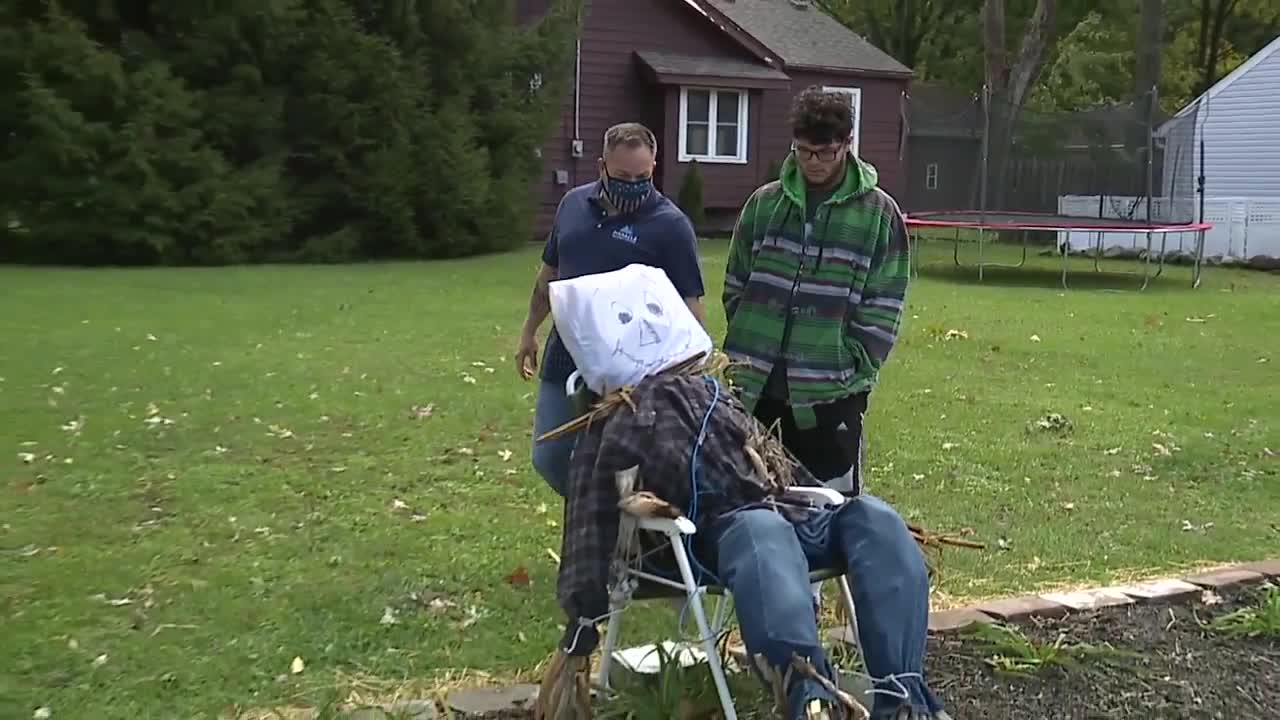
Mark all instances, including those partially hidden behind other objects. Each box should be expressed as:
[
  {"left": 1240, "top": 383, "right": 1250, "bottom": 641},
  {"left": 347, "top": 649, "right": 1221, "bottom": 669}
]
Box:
[{"left": 1156, "top": 35, "right": 1280, "bottom": 261}]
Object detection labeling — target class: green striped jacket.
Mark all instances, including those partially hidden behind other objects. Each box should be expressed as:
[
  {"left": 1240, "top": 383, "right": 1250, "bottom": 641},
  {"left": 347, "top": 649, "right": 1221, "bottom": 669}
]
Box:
[{"left": 722, "top": 151, "right": 910, "bottom": 428}]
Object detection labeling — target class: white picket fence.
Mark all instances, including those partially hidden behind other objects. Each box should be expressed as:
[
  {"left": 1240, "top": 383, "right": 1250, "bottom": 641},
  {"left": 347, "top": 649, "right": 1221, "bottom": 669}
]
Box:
[{"left": 1057, "top": 195, "right": 1280, "bottom": 260}]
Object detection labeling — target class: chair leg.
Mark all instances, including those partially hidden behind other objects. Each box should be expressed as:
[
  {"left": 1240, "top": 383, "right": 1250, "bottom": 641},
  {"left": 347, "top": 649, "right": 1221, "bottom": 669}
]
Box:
[
  {"left": 837, "top": 575, "right": 864, "bottom": 661},
  {"left": 598, "top": 597, "right": 625, "bottom": 691},
  {"left": 711, "top": 593, "right": 733, "bottom": 636},
  {"left": 669, "top": 534, "right": 737, "bottom": 720}
]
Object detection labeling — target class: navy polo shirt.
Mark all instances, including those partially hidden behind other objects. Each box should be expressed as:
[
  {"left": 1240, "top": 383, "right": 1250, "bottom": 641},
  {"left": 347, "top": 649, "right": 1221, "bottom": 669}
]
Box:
[{"left": 540, "top": 181, "right": 705, "bottom": 385}]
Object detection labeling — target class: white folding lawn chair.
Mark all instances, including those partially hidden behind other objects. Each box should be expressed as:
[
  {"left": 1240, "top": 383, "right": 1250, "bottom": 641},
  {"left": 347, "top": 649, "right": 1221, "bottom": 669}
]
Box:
[{"left": 596, "top": 486, "right": 864, "bottom": 720}]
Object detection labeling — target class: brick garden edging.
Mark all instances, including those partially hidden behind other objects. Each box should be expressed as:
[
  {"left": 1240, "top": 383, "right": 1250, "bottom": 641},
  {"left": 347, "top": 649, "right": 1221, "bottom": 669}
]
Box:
[
  {"left": 920, "top": 559, "right": 1280, "bottom": 635},
  {"left": 339, "top": 559, "right": 1279, "bottom": 719}
]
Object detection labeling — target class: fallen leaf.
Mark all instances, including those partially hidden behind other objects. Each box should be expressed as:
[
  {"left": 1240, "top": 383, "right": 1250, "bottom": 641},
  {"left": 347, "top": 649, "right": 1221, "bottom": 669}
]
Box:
[
  {"left": 391, "top": 499, "right": 409, "bottom": 511},
  {"left": 518, "top": 631, "right": 528, "bottom": 643},
  {"left": 427, "top": 597, "right": 457, "bottom": 614},
  {"left": 290, "top": 656, "right": 305, "bottom": 674},
  {"left": 1029, "top": 334, "right": 1042, "bottom": 342},
  {"left": 146, "top": 333, "right": 158, "bottom": 341},
  {"left": 1152, "top": 443, "right": 1172, "bottom": 457},
  {"left": 461, "top": 373, "right": 477, "bottom": 385},
  {"left": 505, "top": 566, "right": 531, "bottom": 588},
  {"left": 941, "top": 442, "right": 959, "bottom": 451},
  {"left": 91, "top": 654, "right": 108, "bottom": 668},
  {"left": 410, "top": 403, "right": 435, "bottom": 419},
  {"left": 267, "top": 424, "right": 294, "bottom": 439},
  {"left": 18, "top": 452, "right": 36, "bottom": 464},
  {"left": 459, "top": 605, "right": 486, "bottom": 629},
  {"left": 944, "top": 329, "right": 969, "bottom": 340},
  {"left": 498, "top": 449, "right": 513, "bottom": 462},
  {"left": 1061, "top": 502, "right": 1075, "bottom": 512},
  {"left": 380, "top": 607, "right": 399, "bottom": 626},
  {"left": 912, "top": 473, "right": 926, "bottom": 481},
  {"left": 34, "top": 708, "right": 51, "bottom": 720},
  {"left": 1104, "top": 447, "right": 1122, "bottom": 455}
]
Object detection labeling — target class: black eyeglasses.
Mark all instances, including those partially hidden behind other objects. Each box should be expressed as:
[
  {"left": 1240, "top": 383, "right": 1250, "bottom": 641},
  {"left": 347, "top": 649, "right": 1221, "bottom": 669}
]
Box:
[{"left": 792, "top": 145, "right": 844, "bottom": 162}]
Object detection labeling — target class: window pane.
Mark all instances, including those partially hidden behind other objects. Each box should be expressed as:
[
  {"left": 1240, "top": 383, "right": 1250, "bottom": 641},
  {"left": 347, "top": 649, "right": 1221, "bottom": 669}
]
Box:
[
  {"left": 715, "top": 125, "right": 738, "bottom": 157},
  {"left": 715, "top": 91, "right": 739, "bottom": 124},
  {"left": 686, "top": 90, "right": 710, "bottom": 123},
  {"left": 686, "top": 123, "right": 709, "bottom": 156}
]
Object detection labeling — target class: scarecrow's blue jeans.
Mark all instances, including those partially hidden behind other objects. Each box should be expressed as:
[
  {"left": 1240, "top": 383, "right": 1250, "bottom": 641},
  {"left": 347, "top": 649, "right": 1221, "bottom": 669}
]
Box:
[
  {"left": 531, "top": 379, "right": 576, "bottom": 497},
  {"left": 702, "top": 495, "right": 945, "bottom": 720}
]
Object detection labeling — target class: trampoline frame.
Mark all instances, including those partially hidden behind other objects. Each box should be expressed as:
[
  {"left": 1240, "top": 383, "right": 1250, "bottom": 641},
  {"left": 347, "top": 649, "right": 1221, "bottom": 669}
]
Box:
[{"left": 905, "top": 211, "right": 1213, "bottom": 290}]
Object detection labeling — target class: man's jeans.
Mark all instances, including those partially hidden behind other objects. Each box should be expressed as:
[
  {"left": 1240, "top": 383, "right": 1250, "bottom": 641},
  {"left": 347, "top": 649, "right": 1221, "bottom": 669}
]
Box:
[
  {"left": 531, "top": 378, "right": 577, "bottom": 497},
  {"left": 700, "top": 496, "right": 944, "bottom": 720}
]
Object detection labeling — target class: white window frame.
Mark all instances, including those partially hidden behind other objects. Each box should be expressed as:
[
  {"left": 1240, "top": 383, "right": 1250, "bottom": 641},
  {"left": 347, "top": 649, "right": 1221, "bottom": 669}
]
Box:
[
  {"left": 926, "top": 162, "right": 939, "bottom": 190},
  {"left": 677, "top": 87, "right": 749, "bottom": 164},
  {"left": 822, "top": 86, "right": 862, "bottom": 157}
]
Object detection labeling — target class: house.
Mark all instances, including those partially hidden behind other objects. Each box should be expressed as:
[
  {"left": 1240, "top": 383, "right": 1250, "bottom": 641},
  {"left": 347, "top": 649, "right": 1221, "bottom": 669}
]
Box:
[
  {"left": 902, "top": 83, "right": 982, "bottom": 212},
  {"left": 516, "top": 0, "right": 912, "bottom": 235},
  {"left": 905, "top": 83, "right": 1166, "bottom": 215},
  {"left": 1156, "top": 34, "right": 1280, "bottom": 260}
]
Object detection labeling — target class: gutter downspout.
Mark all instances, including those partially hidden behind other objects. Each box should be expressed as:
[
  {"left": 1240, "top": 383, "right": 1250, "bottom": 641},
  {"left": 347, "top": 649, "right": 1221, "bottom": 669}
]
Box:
[
  {"left": 571, "top": 32, "right": 582, "bottom": 187},
  {"left": 574, "top": 35, "right": 581, "bottom": 141}
]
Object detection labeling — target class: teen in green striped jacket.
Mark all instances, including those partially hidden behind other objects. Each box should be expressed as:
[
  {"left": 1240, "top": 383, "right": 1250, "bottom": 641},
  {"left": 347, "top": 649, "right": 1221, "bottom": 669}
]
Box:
[{"left": 722, "top": 86, "right": 911, "bottom": 495}]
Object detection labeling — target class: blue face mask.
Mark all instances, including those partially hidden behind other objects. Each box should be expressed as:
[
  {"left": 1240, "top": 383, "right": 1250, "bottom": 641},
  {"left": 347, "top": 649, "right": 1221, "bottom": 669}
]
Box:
[{"left": 602, "top": 170, "right": 653, "bottom": 213}]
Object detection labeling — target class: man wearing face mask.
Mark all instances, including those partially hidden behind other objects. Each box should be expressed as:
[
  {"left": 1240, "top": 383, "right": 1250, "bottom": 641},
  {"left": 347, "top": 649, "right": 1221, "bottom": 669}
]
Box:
[{"left": 516, "top": 122, "right": 706, "bottom": 498}]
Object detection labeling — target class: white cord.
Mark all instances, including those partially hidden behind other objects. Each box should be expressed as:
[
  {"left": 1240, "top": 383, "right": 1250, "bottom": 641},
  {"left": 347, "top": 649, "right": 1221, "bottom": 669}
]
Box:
[{"left": 563, "top": 610, "right": 622, "bottom": 656}]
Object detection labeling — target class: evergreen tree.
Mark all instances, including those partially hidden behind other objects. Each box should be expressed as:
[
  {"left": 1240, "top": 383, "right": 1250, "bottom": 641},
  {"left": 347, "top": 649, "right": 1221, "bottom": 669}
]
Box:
[
  {"left": 677, "top": 161, "right": 706, "bottom": 229},
  {"left": 0, "top": 0, "right": 582, "bottom": 265}
]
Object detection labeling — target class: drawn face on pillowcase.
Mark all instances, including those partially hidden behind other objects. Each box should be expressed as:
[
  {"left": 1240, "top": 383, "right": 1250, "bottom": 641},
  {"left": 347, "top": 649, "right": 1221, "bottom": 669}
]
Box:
[{"left": 595, "top": 276, "right": 694, "bottom": 375}]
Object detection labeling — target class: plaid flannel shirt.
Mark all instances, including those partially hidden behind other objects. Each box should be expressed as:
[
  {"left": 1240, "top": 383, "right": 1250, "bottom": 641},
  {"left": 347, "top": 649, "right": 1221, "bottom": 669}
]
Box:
[{"left": 556, "top": 372, "right": 824, "bottom": 641}]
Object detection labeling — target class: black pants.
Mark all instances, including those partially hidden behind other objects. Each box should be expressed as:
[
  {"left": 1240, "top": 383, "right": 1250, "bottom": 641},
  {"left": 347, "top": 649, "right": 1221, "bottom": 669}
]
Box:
[{"left": 752, "top": 392, "right": 869, "bottom": 492}]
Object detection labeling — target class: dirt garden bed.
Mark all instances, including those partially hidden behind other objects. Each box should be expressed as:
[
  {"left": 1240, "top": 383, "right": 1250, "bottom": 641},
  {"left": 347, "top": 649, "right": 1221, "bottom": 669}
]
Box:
[
  {"left": 350, "top": 578, "right": 1279, "bottom": 719},
  {"left": 926, "top": 582, "right": 1279, "bottom": 720}
]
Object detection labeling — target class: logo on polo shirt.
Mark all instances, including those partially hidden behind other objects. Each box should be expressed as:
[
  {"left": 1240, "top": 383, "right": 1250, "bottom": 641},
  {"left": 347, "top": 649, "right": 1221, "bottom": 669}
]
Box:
[{"left": 611, "top": 224, "right": 638, "bottom": 244}]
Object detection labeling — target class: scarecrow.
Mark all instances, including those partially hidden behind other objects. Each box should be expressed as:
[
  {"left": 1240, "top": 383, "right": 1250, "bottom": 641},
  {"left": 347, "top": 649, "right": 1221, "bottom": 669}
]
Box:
[{"left": 533, "top": 265, "right": 972, "bottom": 720}]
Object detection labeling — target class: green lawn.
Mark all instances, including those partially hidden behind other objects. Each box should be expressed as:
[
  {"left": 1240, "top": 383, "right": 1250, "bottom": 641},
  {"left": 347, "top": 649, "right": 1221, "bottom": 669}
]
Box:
[{"left": 2, "top": 241, "right": 1277, "bottom": 718}]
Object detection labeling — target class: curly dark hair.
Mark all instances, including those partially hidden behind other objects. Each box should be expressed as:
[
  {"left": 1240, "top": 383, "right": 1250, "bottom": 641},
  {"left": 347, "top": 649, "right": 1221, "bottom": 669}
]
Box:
[{"left": 788, "top": 86, "right": 852, "bottom": 145}]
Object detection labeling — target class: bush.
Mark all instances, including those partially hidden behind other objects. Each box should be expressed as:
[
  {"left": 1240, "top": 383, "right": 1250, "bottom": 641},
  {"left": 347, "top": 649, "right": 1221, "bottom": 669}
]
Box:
[
  {"left": 765, "top": 158, "right": 783, "bottom": 182},
  {"left": 0, "top": 0, "right": 582, "bottom": 265},
  {"left": 677, "top": 160, "right": 706, "bottom": 229}
]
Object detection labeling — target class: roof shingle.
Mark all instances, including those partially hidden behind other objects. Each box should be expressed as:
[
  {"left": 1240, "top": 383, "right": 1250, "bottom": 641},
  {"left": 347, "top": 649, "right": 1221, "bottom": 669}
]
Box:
[
  {"left": 635, "top": 50, "right": 791, "bottom": 83},
  {"left": 703, "top": 0, "right": 911, "bottom": 76}
]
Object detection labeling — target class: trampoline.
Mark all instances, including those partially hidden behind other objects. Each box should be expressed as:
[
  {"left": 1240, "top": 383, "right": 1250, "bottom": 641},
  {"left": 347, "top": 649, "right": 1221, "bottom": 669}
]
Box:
[{"left": 905, "top": 210, "right": 1214, "bottom": 290}]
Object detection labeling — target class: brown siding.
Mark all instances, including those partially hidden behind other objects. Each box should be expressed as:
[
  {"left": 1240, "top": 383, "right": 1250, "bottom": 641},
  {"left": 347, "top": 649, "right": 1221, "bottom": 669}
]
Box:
[
  {"left": 784, "top": 71, "right": 909, "bottom": 203},
  {"left": 906, "top": 136, "right": 981, "bottom": 213},
  {"left": 519, "top": 1, "right": 913, "bottom": 234},
  {"left": 524, "top": 0, "right": 761, "bottom": 233}
]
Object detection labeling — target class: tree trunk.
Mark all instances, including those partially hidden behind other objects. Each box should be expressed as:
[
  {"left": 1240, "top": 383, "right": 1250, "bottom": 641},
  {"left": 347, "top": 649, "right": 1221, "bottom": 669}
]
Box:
[
  {"left": 981, "top": 0, "right": 1055, "bottom": 210},
  {"left": 1131, "top": 0, "right": 1163, "bottom": 151},
  {"left": 1197, "top": 0, "right": 1238, "bottom": 94}
]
